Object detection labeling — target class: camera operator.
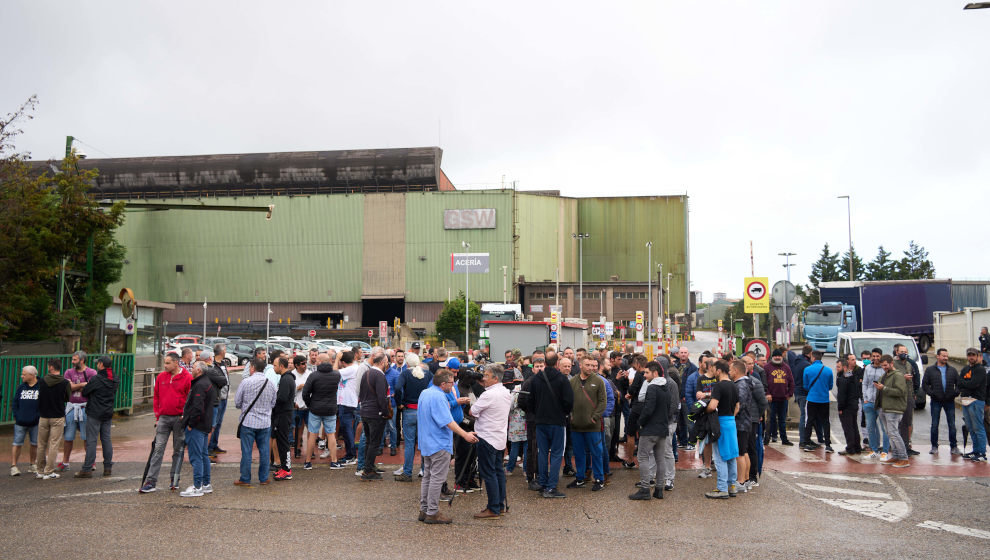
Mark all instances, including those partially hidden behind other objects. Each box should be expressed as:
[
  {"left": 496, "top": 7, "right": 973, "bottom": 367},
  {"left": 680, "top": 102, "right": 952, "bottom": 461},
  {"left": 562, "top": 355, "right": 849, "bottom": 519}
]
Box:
[
  {"left": 451, "top": 358, "right": 484, "bottom": 493},
  {"left": 469, "top": 364, "right": 513, "bottom": 518}
]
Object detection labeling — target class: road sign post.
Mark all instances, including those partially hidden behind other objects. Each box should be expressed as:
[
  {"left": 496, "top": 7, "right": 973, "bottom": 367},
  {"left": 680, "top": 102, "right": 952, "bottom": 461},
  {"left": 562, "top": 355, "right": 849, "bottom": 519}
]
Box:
[
  {"left": 308, "top": 329, "right": 317, "bottom": 338},
  {"left": 635, "top": 311, "right": 644, "bottom": 353}
]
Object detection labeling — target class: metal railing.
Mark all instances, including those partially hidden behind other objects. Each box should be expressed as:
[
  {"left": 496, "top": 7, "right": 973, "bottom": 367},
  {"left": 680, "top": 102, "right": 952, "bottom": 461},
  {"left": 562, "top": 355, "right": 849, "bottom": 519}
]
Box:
[{"left": 0, "top": 354, "right": 134, "bottom": 426}]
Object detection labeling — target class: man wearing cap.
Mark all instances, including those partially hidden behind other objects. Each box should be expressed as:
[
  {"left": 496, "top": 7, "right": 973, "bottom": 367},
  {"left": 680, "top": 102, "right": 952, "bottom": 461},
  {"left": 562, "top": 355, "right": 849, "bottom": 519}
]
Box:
[
  {"left": 764, "top": 349, "right": 795, "bottom": 446},
  {"left": 959, "top": 348, "right": 987, "bottom": 462}
]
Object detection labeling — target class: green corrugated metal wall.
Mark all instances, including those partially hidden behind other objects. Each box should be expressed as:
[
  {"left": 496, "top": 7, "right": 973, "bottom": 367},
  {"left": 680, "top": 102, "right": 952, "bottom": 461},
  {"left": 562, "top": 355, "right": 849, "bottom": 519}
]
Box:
[{"left": 515, "top": 193, "right": 576, "bottom": 283}]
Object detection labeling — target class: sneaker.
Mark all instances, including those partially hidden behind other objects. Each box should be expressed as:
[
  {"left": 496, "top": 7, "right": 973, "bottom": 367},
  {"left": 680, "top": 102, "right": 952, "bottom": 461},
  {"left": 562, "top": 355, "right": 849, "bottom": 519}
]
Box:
[
  {"left": 361, "top": 471, "right": 383, "bottom": 481},
  {"left": 892, "top": 459, "right": 910, "bottom": 468},
  {"left": 698, "top": 468, "right": 712, "bottom": 479},
  {"left": 57, "top": 462, "right": 69, "bottom": 472},
  {"left": 36, "top": 472, "right": 45, "bottom": 479},
  {"left": 825, "top": 446, "right": 835, "bottom": 454},
  {"left": 418, "top": 468, "right": 424, "bottom": 477},
  {"left": 294, "top": 450, "right": 301, "bottom": 459},
  {"left": 10, "top": 466, "right": 20, "bottom": 477},
  {"left": 27, "top": 464, "right": 37, "bottom": 474},
  {"left": 528, "top": 480, "right": 543, "bottom": 491},
  {"left": 328, "top": 462, "right": 344, "bottom": 470},
  {"left": 274, "top": 469, "right": 292, "bottom": 481},
  {"left": 867, "top": 451, "right": 879, "bottom": 459},
  {"left": 73, "top": 470, "right": 93, "bottom": 478},
  {"left": 44, "top": 472, "right": 61, "bottom": 480},
  {"left": 907, "top": 448, "right": 920, "bottom": 456},
  {"left": 562, "top": 466, "right": 576, "bottom": 476},
  {"left": 929, "top": 447, "right": 938, "bottom": 455},
  {"left": 201, "top": 484, "right": 213, "bottom": 494},
  {"left": 628, "top": 487, "right": 652, "bottom": 500},
  {"left": 962, "top": 451, "right": 975, "bottom": 459},
  {"left": 317, "top": 439, "right": 327, "bottom": 450},
  {"left": 664, "top": 481, "right": 674, "bottom": 491},
  {"left": 749, "top": 479, "right": 760, "bottom": 487},
  {"left": 319, "top": 450, "right": 331, "bottom": 459},
  {"left": 214, "top": 447, "right": 227, "bottom": 454},
  {"left": 180, "top": 485, "right": 204, "bottom": 497},
  {"left": 541, "top": 488, "right": 566, "bottom": 498},
  {"left": 454, "top": 484, "right": 469, "bottom": 494},
  {"left": 393, "top": 467, "right": 404, "bottom": 475},
  {"left": 504, "top": 468, "right": 514, "bottom": 476},
  {"left": 395, "top": 473, "right": 413, "bottom": 482},
  {"left": 591, "top": 480, "right": 605, "bottom": 492},
  {"left": 423, "top": 512, "right": 452, "bottom": 524},
  {"left": 139, "top": 483, "right": 157, "bottom": 493},
  {"left": 950, "top": 447, "right": 962, "bottom": 455},
  {"left": 970, "top": 454, "right": 988, "bottom": 462},
  {"left": 342, "top": 457, "right": 357, "bottom": 465},
  {"left": 566, "top": 479, "right": 586, "bottom": 489},
  {"left": 622, "top": 461, "right": 636, "bottom": 470},
  {"left": 705, "top": 490, "right": 730, "bottom": 499},
  {"left": 780, "top": 440, "right": 794, "bottom": 446},
  {"left": 354, "top": 469, "right": 363, "bottom": 477},
  {"left": 879, "top": 452, "right": 889, "bottom": 461},
  {"left": 303, "top": 462, "right": 313, "bottom": 470},
  {"left": 728, "top": 484, "right": 738, "bottom": 497}
]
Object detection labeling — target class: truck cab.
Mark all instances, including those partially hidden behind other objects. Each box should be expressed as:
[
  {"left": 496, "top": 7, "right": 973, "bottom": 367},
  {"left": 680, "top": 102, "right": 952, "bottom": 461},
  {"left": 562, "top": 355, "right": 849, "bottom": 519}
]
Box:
[{"left": 803, "top": 302, "right": 856, "bottom": 353}]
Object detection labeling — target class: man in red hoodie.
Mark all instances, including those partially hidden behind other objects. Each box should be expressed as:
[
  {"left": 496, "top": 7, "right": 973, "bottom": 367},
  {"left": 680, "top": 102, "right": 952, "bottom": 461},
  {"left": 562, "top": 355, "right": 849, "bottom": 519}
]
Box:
[{"left": 140, "top": 352, "right": 192, "bottom": 493}]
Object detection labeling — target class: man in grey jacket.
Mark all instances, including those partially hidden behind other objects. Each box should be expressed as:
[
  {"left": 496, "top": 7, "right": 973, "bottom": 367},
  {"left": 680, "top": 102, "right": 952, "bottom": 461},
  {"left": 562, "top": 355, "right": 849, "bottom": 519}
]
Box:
[{"left": 861, "top": 348, "right": 886, "bottom": 459}]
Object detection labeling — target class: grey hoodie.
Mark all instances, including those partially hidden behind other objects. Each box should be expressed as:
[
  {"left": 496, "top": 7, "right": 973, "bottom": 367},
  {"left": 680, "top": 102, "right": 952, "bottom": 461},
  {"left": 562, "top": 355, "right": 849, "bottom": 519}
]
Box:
[{"left": 862, "top": 364, "right": 884, "bottom": 404}]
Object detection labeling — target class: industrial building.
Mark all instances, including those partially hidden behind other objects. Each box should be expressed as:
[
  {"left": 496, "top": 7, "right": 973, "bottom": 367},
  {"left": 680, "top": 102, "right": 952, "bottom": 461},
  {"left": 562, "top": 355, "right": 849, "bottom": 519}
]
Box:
[{"left": 76, "top": 147, "right": 690, "bottom": 344}]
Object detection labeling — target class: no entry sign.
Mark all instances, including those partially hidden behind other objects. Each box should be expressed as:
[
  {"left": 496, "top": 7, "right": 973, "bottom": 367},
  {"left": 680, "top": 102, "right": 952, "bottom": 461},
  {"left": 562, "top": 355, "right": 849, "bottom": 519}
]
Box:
[{"left": 743, "top": 338, "right": 771, "bottom": 359}]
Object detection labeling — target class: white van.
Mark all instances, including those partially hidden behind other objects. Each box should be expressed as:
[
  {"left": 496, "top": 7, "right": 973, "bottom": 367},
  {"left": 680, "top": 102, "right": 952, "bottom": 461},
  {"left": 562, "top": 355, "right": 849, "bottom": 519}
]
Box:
[{"left": 836, "top": 331, "right": 929, "bottom": 410}]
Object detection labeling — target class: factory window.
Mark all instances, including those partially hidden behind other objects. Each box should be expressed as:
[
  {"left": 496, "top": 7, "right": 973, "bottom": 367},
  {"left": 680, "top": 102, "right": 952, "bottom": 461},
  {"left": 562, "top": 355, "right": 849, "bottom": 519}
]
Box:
[{"left": 614, "top": 292, "right": 647, "bottom": 299}]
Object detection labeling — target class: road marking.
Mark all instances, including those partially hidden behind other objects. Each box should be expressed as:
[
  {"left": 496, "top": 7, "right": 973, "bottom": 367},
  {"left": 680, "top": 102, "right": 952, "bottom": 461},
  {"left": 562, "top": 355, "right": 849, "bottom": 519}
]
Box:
[
  {"left": 53, "top": 488, "right": 138, "bottom": 499},
  {"left": 796, "top": 483, "right": 892, "bottom": 499},
  {"left": 917, "top": 521, "right": 990, "bottom": 540},
  {"left": 899, "top": 476, "right": 967, "bottom": 481},
  {"left": 818, "top": 498, "right": 910, "bottom": 522},
  {"left": 781, "top": 471, "right": 883, "bottom": 484}
]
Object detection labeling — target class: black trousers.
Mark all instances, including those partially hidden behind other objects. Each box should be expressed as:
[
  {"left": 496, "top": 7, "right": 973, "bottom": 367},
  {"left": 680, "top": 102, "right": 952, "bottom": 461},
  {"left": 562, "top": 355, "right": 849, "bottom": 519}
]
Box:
[
  {"left": 361, "top": 416, "right": 386, "bottom": 474},
  {"left": 839, "top": 408, "right": 862, "bottom": 453},
  {"left": 803, "top": 402, "right": 831, "bottom": 446},
  {"left": 525, "top": 421, "right": 538, "bottom": 480},
  {"left": 273, "top": 412, "right": 293, "bottom": 471},
  {"left": 454, "top": 432, "right": 478, "bottom": 486}
]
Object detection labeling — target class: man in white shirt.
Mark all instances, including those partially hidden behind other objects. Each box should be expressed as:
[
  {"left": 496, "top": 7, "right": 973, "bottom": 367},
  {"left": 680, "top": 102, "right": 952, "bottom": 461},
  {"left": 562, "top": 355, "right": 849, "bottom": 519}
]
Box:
[{"left": 470, "top": 364, "right": 512, "bottom": 519}]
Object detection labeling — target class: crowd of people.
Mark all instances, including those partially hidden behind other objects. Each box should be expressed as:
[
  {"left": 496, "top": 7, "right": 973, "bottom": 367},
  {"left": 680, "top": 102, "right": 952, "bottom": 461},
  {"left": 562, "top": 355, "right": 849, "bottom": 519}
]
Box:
[{"left": 8, "top": 338, "right": 989, "bottom": 522}]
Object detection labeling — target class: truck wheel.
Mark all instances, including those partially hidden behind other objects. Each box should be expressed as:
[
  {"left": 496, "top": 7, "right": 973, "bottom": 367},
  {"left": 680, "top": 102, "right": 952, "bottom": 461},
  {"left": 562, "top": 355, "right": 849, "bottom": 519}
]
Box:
[{"left": 917, "top": 335, "right": 931, "bottom": 354}]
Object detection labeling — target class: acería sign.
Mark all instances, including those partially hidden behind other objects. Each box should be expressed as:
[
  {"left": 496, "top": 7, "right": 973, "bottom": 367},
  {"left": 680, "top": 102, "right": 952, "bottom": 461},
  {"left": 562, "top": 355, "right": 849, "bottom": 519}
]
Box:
[
  {"left": 451, "top": 253, "right": 490, "bottom": 273},
  {"left": 444, "top": 209, "right": 496, "bottom": 230}
]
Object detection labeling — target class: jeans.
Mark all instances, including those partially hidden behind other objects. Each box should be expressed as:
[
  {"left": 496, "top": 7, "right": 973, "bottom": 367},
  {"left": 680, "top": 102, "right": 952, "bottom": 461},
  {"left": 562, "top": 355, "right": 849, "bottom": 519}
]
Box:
[
  {"left": 535, "top": 424, "right": 565, "bottom": 491},
  {"left": 930, "top": 399, "right": 957, "bottom": 448},
  {"left": 863, "top": 402, "right": 882, "bottom": 453},
  {"left": 82, "top": 416, "right": 112, "bottom": 472},
  {"left": 186, "top": 427, "right": 210, "bottom": 487},
  {"left": 881, "top": 411, "right": 907, "bottom": 460},
  {"left": 476, "top": 438, "right": 507, "bottom": 514},
  {"left": 337, "top": 405, "right": 357, "bottom": 459},
  {"left": 385, "top": 415, "right": 398, "bottom": 450},
  {"left": 962, "top": 400, "right": 987, "bottom": 455},
  {"left": 146, "top": 414, "right": 185, "bottom": 487},
  {"left": 713, "top": 443, "right": 737, "bottom": 493},
  {"left": 401, "top": 409, "right": 419, "bottom": 476},
  {"left": 769, "top": 400, "right": 788, "bottom": 441},
  {"left": 506, "top": 440, "right": 527, "bottom": 473},
  {"left": 208, "top": 399, "right": 227, "bottom": 451},
  {"left": 64, "top": 405, "right": 87, "bottom": 442},
  {"left": 238, "top": 426, "right": 271, "bottom": 483},
  {"left": 572, "top": 431, "right": 604, "bottom": 482}
]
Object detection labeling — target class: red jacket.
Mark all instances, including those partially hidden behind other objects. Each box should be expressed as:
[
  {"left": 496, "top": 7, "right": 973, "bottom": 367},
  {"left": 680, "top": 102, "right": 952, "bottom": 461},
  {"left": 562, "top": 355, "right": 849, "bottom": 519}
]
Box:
[{"left": 154, "top": 368, "right": 192, "bottom": 418}]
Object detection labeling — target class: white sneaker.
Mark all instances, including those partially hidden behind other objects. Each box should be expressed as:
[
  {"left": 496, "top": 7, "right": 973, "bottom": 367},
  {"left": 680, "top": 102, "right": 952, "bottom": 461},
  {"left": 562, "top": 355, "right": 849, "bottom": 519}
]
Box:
[
  {"left": 43, "top": 472, "right": 61, "bottom": 480},
  {"left": 354, "top": 469, "right": 363, "bottom": 477},
  {"left": 10, "top": 466, "right": 21, "bottom": 476},
  {"left": 393, "top": 467, "right": 404, "bottom": 476},
  {"left": 319, "top": 450, "right": 331, "bottom": 459},
  {"left": 418, "top": 469, "right": 424, "bottom": 478},
  {"left": 879, "top": 452, "right": 889, "bottom": 461},
  {"left": 27, "top": 464, "right": 37, "bottom": 474},
  {"left": 867, "top": 451, "right": 878, "bottom": 459},
  {"left": 201, "top": 484, "right": 213, "bottom": 494},
  {"left": 180, "top": 485, "right": 203, "bottom": 497},
  {"left": 36, "top": 472, "right": 45, "bottom": 479},
  {"left": 697, "top": 468, "right": 712, "bottom": 479}
]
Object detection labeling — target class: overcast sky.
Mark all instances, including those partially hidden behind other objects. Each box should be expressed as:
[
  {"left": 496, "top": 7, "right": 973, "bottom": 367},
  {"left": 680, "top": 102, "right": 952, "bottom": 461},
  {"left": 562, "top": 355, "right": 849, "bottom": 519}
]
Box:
[{"left": 4, "top": 1, "right": 988, "bottom": 300}]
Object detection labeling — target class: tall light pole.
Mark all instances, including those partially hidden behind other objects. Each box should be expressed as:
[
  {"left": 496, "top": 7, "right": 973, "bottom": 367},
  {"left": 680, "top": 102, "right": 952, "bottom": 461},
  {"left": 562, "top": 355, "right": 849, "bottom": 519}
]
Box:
[
  {"left": 646, "top": 241, "right": 653, "bottom": 341},
  {"left": 837, "top": 195, "right": 853, "bottom": 280},
  {"left": 666, "top": 272, "right": 672, "bottom": 336},
  {"left": 203, "top": 298, "right": 208, "bottom": 342},
  {"left": 657, "top": 263, "right": 663, "bottom": 339},
  {"left": 462, "top": 241, "right": 471, "bottom": 352},
  {"left": 501, "top": 265, "right": 508, "bottom": 305},
  {"left": 572, "top": 233, "right": 589, "bottom": 319},
  {"left": 778, "top": 252, "right": 796, "bottom": 346}
]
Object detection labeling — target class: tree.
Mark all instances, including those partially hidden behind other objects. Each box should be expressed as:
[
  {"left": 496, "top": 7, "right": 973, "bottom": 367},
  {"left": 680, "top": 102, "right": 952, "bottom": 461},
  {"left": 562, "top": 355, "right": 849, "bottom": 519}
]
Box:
[
  {"left": 896, "top": 240, "right": 936, "bottom": 280},
  {"left": 838, "top": 246, "right": 864, "bottom": 281},
  {"left": 806, "top": 243, "right": 841, "bottom": 304},
  {"left": 865, "top": 245, "right": 895, "bottom": 280},
  {"left": 0, "top": 96, "right": 126, "bottom": 348},
  {"left": 434, "top": 291, "right": 480, "bottom": 349}
]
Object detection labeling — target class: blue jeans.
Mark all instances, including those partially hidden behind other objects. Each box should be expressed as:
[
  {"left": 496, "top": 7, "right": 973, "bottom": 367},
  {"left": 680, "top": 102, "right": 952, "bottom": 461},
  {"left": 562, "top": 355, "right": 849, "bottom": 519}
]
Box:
[
  {"left": 401, "top": 409, "right": 419, "bottom": 476},
  {"left": 863, "top": 402, "right": 883, "bottom": 453},
  {"left": 769, "top": 400, "right": 788, "bottom": 441},
  {"left": 962, "top": 400, "right": 987, "bottom": 455},
  {"left": 356, "top": 430, "right": 367, "bottom": 470},
  {"left": 338, "top": 405, "right": 357, "bottom": 459},
  {"left": 186, "top": 427, "right": 210, "bottom": 487},
  {"left": 755, "top": 422, "right": 765, "bottom": 475},
  {"left": 385, "top": 414, "right": 397, "bottom": 450},
  {"left": 572, "top": 431, "right": 604, "bottom": 482},
  {"left": 238, "top": 426, "right": 271, "bottom": 483},
  {"left": 476, "top": 437, "right": 507, "bottom": 514},
  {"left": 713, "top": 443, "right": 737, "bottom": 492},
  {"left": 535, "top": 424, "right": 565, "bottom": 491},
  {"left": 930, "top": 400, "right": 957, "bottom": 448},
  {"left": 506, "top": 440, "right": 527, "bottom": 473},
  {"left": 209, "top": 399, "right": 227, "bottom": 451},
  {"left": 64, "top": 407, "right": 87, "bottom": 442}
]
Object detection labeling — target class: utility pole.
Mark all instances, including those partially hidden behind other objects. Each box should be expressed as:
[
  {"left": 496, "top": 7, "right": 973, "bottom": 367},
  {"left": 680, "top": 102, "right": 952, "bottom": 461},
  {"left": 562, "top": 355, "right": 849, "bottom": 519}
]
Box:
[
  {"left": 666, "top": 272, "right": 672, "bottom": 336},
  {"left": 463, "top": 241, "right": 471, "bottom": 352},
  {"left": 657, "top": 263, "right": 663, "bottom": 340},
  {"left": 502, "top": 265, "right": 508, "bottom": 304},
  {"left": 838, "top": 195, "right": 853, "bottom": 280},
  {"left": 646, "top": 241, "right": 653, "bottom": 342},
  {"left": 203, "top": 298, "right": 208, "bottom": 343},
  {"left": 266, "top": 303, "right": 273, "bottom": 345}
]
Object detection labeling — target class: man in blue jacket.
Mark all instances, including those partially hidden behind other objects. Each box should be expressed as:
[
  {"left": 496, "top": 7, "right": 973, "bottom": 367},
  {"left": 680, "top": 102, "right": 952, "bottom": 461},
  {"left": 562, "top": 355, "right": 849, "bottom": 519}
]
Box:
[{"left": 801, "top": 351, "right": 834, "bottom": 453}]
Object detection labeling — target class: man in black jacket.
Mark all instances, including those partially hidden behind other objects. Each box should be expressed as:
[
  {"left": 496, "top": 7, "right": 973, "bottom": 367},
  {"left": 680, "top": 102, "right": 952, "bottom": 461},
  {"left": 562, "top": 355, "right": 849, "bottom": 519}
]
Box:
[
  {"left": 75, "top": 356, "right": 119, "bottom": 478},
  {"left": 180, "top": 361, "right": 217, "bottom": 496},
  {"left": 527, "top": 352, "right": 574, "bottom": 498},
  {"left": 272, "top": 357, "right": 296, "bottom": 481},
  {"left": 36, "top": 360, "right": 71, "bottom": 480},
  {"left": 835, "top": 355, "right": 863, "bottom": 455},
  {"left": 358, "top": 351, "right": 390, "bottom": 480},
  {"left": 922, "top": 348, "right": 960, "bottom": 454},
  {"left": 623, "top": 354, "right": 649, "bottom": 469},
  {"left": 958, "top": 348, "right": 987, "bottom": 461},
  {"left": 629, "top": 361, "right": 669, "bottom": 500},
  {"left": 302, "top": 355, "right": 342, "bottom": 470}
]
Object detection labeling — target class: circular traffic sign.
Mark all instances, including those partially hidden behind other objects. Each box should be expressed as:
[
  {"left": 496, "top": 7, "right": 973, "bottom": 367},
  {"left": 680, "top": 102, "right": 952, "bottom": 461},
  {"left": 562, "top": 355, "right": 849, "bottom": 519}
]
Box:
[
  {"left": 308, "top": 329, "right": 317, "bottom": 337},
  {"left": 747, "top": 281, "right": 767, "bottom": 300},
  {"left": 635, "top": 322, "right": 644, "bottom": 332},
  {"left": 744, "top": 338, "right": 771, "bottom": 358},
  {"left": 367, "top": 329, "right": 374, "bottom": 337}
]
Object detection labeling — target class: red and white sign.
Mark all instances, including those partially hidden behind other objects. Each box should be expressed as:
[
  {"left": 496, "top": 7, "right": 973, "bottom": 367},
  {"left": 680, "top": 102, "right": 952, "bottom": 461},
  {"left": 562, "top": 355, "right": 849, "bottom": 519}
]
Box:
[
  {"left": 744, "top": 338, "right": 770, "bottom": 359},
  {"left": 308, "top": 329, "right": 317, "bottom": 338},
  {"left": 379, "top": 321, "right": 388, "bottom": 340},
  {"left": 367, "top": 329, "right": 374, "bottom": 338}
]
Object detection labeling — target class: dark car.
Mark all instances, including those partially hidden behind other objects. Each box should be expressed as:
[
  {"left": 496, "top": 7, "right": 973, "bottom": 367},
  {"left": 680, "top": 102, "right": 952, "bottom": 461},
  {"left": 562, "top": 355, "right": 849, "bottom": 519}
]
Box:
[{"left": 228, "top": 342, "right": 258, "bottom": 366}]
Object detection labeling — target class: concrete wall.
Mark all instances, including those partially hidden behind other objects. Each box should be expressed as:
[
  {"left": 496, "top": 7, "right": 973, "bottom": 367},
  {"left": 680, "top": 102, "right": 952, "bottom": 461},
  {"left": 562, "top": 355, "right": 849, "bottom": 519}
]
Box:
[{"left": 935, "top": 307, "right": 990, "bottom": 359}]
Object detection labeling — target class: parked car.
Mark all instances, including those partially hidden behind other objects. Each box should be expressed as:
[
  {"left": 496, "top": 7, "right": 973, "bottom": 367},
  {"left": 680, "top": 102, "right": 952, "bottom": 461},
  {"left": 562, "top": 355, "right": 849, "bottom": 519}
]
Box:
[
  {"left": 345, "top": 340, "right": 372, "bottom": 357},
  {"left": 228, "top": 342, "right": 257, "bottom": 366},
  {"left": 316, "top": 339, "right": 351, "bottom": 352},
  {"left": 163, "top": 343, "right": 210, "bottom": 359},
  {"left": 837, "top": 331, "right": 929, "bottom": 410}
]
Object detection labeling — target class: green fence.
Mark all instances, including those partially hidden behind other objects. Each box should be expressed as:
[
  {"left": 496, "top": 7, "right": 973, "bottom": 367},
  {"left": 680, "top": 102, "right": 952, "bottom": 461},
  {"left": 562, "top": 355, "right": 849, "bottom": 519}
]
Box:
[{"left": 0, "top": 354, "right": 134, "bottom": 426}]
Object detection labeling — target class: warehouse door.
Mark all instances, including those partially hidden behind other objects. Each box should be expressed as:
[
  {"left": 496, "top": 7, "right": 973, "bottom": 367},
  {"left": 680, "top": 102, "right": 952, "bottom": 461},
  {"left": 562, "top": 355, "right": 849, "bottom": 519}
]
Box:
[{"left": 362, "top": 298, "right": 405, "bottom": 327}]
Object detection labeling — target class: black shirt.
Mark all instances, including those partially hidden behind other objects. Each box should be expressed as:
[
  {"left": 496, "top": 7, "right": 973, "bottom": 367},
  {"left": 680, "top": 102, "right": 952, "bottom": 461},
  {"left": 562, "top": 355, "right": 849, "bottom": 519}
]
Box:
[{"left": 710, "top": 379, "right": 738, "bottom": 417}]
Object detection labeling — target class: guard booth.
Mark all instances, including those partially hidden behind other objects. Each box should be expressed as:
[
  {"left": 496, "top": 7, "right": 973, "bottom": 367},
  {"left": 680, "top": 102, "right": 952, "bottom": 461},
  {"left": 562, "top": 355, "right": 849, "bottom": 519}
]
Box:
[{"left": 486, "top": 320, "right": 588, "bottom": 358}]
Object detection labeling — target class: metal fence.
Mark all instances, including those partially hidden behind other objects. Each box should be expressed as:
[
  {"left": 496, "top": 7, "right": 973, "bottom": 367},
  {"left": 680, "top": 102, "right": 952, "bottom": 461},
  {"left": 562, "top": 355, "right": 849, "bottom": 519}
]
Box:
[{"left": 0, "top": 354, "right": 134, "bottom": 426}]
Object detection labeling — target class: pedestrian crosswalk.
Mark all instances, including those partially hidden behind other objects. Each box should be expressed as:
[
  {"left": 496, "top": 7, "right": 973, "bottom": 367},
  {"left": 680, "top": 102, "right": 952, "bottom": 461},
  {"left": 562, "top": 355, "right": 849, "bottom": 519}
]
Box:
[{"left": 768, "top": 471, "right": 911, "bottom": 523}]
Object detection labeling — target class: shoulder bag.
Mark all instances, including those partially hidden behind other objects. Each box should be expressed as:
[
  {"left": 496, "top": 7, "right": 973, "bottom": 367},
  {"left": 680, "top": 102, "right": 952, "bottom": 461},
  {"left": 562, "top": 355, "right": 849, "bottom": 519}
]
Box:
[{"left": 236, "top": 380, "right": 266, "bottom": 439}]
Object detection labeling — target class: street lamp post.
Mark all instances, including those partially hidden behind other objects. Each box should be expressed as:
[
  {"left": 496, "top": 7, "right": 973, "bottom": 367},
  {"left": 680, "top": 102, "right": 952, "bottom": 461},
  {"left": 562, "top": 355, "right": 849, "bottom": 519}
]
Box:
[
  {"left": 646, "top": 241, "right": 653, "bottom": 341},
  {"left": 657, "top": 263, "right": 663, "bottom": 340},
  {"left": 462, "top": 241, "right": 471, "bottom": 353},
  {"left": 837, "top": 195, "right": 853, "bottom": 280},
  {"left": 501, "top": 265, "right": 508, "bottom": 305},
  {"left": 666, "top": 272, "right": 672, "bottom": 336},
  {"left": 572, "top": 233, "right": 589, "bottom": 319},
  {"left": 778, "top": 252, "right": 796, "bottom": 346}
]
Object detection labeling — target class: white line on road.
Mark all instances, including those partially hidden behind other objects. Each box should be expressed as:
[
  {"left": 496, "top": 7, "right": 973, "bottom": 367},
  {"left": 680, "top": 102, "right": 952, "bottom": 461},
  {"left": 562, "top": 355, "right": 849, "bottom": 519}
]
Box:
[
  {"left": 53, "top": 489, "right": 138, "bottom": 499},
  {"left": 817, "top": 498, "right": 910, "bottom": 523},
  {"left": 781, "top": 471, "right": 883, "bottom": 484},
  {"left": 899, "top": 476, "right": 968, "bottom": 481},
  {"left": 796, "top": 483, "right": 892, "bottom": 499},
  {"left": 917, "top": 521, "right": 990, "bottom": 540}
]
